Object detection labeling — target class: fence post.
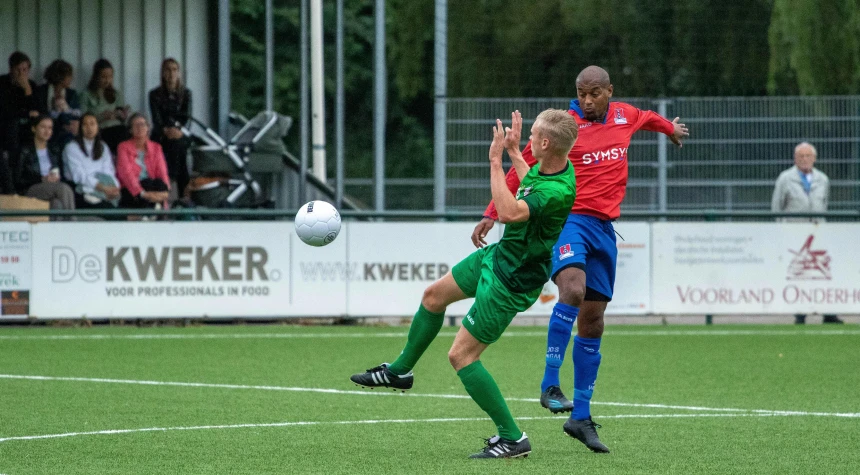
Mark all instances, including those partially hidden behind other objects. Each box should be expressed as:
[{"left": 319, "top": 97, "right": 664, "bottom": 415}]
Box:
[
  {"left": 374, "top": 0, "right": 387, "bottom": 212},
  {"left": 657, "top": 99, "right": 669, "bottom": 213},
  {"left": 217, "top": 0, "right": 231, "bottom": 137},
  {"left": 433, "top": 0, "right": 447, "bottom": 212}
]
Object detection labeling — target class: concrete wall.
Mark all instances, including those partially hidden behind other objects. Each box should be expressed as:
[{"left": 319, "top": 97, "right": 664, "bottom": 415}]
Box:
[{"left": 0, "top": 0, "right": 214, "bottom": 124}]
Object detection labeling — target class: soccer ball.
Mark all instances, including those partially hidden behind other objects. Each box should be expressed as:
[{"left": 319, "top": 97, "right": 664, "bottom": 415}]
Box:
[{"left": 294, "top": 200, "right": 341, "bottom": 247}]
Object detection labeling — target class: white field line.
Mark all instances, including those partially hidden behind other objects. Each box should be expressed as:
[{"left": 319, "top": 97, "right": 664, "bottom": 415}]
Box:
[
  {"left": 0, "top": 412, "right": 805, "bottom": 444},
  {"left": 1, "top": 329, "right": 860, "bottom": 341},
  {"left": 2, "top": 374, "right": 859, "bottom": 418}
]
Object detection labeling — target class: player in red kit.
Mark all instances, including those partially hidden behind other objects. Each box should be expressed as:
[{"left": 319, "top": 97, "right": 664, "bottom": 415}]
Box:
[{"left": 471, "top": 66, "right": 689, "bottom": 452}]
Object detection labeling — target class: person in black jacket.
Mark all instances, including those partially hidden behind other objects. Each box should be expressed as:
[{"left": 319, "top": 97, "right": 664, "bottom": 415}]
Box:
[
  {"left": 34, "top": 59, "right": 82, "bottom": 149},
  {"left": 12, "top": 115, "right": 75, "bottom": 214},
  {"left": 149, "top": 58, "right": 192, "bottom": 197},
  {"left": 0, "top": 52, "right": 39, "bottom": 155}
]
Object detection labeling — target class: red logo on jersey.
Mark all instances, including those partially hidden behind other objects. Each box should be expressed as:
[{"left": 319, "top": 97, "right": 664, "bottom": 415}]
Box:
[
  {"left": 558, "top": 243, "right": 574, "bottom": 260},
  {"left": 614, "top": 108, "right": 627, "bottom": 124}
]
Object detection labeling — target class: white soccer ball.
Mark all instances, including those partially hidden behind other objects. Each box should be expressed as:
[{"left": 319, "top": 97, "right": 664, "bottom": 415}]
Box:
[{"left": 294, "top": 200, "right": 341, "bottom": 247}]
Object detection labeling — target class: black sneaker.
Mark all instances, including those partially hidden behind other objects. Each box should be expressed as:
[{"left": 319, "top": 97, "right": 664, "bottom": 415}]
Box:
[
  {"left": 469, "top": 433, "right": 531, "bottom": 459},
  {"left": 350, "top": 363, "right": 413, "bottom": 391},
  {"left": 823, "top": 315, "right": 844, "bottom": 324},
  {"left": 540, "top": 385, "right": 573, "bottom": 413},
  {"left": 563, "top": 417, "right": 610, "bottom": 453}
]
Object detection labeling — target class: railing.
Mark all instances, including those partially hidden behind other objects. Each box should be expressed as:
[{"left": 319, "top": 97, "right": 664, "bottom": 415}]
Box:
[
  {"left": 2, "top": 209, "right": 859, "bottom": 222},
  {"left": 445, "top": 96, "right": 860, "bottom": 213}
]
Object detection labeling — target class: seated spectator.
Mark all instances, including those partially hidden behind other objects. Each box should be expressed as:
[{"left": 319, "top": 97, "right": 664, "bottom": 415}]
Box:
[
  {"left": 116, "top": 113, "right": 170, "bottom": 209},
  {"left": 63, "top": 112, "right": 120, "bottom": 211},
  {"left": 0, "top": 51, "right": 39, "bottom": 155},
  {"left": 149, "top": 58, "right": 192, "bottom": 197},
  {"left": 82, "top": 59, "right": 130, "bottom": 153},
  {"left": 35, "top": 59, "right": 82, "bottom": 149},
  {"left": 11, "top": 114, "right": 75, "bottom": 216}
]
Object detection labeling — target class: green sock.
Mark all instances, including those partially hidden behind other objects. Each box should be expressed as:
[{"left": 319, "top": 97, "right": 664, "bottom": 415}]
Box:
[
  {"left": 457, "top": 360, "right": 522, "bottom": 441},
  {"left": 388, "top": 304, "right": 445, "bottom": 375}
]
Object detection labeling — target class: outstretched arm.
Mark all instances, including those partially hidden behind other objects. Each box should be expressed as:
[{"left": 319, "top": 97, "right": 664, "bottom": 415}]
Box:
[{"left": 637, "top": 109, "right": 689, "bottom": 147}]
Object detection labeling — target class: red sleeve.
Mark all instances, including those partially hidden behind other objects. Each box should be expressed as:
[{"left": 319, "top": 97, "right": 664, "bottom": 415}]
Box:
[
  {"left": 635, "top": 108, "right": 675, "bottom": 136},
  {"left": 115, "top": 141, "right": 143, "bottom": 197},
  {"left": 483, "top": 141, "right": 538, "bottom": 220}
]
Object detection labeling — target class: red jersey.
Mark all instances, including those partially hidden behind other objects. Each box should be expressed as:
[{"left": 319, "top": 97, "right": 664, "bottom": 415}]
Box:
[{"left": 484, "top": 100, "right": 675, "bottom": 221}]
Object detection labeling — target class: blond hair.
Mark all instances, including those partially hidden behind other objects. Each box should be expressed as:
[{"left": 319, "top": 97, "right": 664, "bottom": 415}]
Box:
[{"left": 534, "top": 109, "right": 578, "bottom": 156}]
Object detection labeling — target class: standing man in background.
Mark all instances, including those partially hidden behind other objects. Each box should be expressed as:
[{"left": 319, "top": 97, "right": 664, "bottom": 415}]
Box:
[
  {"left": 472, "top": 66, "right": 689, "bottom": 453},
  {"left": 772, "top": 141, "right": 842, "bottom": 324}
]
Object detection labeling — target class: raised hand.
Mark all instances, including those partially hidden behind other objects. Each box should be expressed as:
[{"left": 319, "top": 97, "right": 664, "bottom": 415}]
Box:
[
  {"left": 670, "top": 117, "right": 689, "bottom": 147},
  {"left": 504, "top": 110, "right": 522, "bottom": 155},
  {"left": 488, "top": 118, "right": 505, "bottom": 165}
]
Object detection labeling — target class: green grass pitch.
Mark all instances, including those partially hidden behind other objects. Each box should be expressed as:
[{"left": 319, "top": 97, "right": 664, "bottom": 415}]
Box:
[{"left": 1, "top": 324, "right": 859, "bottom": 474}]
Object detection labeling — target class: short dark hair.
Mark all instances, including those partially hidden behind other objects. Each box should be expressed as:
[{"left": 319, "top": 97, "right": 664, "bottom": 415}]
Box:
[
  {"left": 8, "top": 51, "right": 31, "bottom": 70},
  {"left": 44, "top": 59, "right": 74, "bottom": 86},
  {"left": 30, "top": 113, "right": 53, "bottom": 129}
]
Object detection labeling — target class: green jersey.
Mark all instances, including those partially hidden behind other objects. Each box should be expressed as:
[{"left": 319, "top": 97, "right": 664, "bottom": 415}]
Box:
[{"left": 493, "top": 162, "right": 576, "bottom": 292}]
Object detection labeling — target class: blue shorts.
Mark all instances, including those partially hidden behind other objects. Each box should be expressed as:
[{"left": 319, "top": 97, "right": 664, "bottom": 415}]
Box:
[{"left": 550, "top": 214, "right": 617, "bottom": 301}]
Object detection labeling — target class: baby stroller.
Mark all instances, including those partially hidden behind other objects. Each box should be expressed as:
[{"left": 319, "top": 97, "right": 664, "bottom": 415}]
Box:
[{"left": 183, "top": 111, "right": 291, "bottom": 208}]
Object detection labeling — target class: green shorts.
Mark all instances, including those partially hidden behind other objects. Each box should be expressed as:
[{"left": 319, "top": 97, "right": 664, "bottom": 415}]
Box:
[{"left": 452, "top": 244, "right": 542, "bottom": 344}]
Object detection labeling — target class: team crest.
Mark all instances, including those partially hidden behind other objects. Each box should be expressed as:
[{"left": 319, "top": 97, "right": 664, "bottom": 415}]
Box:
[
  {"left": 614, "top": 108, "right": 627, "bottom": 124},
  {"left": 558, "top": 243, "right": 574, "bottom": 260},
  {"left": 515, "top": 185, "right": 533, "bottom": 199}
]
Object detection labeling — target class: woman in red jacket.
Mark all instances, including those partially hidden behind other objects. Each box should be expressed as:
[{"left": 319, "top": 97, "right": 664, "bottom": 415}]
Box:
[{"left": 115, "top": 112, "right": 170, "bottom": 208}]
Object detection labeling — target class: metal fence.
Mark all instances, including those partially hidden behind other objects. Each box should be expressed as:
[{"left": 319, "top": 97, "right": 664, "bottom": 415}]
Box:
[{"left": 444, "top": 96, "right": 860, "bottom": 213}]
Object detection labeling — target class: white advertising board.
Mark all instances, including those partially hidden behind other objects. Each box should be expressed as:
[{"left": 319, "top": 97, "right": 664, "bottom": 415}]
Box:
[
  {"left": 0, "top": 222, "right": 32, "bottom": 318},
  {"left": 24, "top": 220, "right": 860, "bottom": 318},
  {"left": 522, "top": 221, "right": 651, "bottom": 316},
  {"left": 30, "top": 222, "right": 347, "bottom": 318},
  {"left": 652, "top": 222, "right": 860, "bottom": 314},
  {"left": 342, "top": 222, "right": 500, "bottom": 316}
]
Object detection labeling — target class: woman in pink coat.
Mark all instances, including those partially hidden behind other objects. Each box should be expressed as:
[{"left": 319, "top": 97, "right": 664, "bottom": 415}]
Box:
[{"left": 116, "top": 112, "right": 170, "bottom": 208}]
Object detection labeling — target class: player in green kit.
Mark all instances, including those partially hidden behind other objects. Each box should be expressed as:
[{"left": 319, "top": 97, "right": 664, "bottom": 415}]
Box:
[{"left": 350, "top": 109, "right": 577, "bottom": 459}]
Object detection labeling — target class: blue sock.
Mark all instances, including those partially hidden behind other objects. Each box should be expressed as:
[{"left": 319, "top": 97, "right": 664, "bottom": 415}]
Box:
[
  {"left": 571, "top": 335, "right": 602, "bottom": 420},
  {"left": 541, "top": 303, "right": 578, "bottom": 392}
]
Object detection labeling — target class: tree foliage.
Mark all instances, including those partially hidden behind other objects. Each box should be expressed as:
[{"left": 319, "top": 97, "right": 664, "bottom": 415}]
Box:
[
  {"left": 231, "top": 0, "right": 434, "bottom": 195},
  {"left": 768, "top": 0, "right": 860, "bottom": 95},
  {"left": 229, "top": 0, "right": 860, "bottom": 206}
]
